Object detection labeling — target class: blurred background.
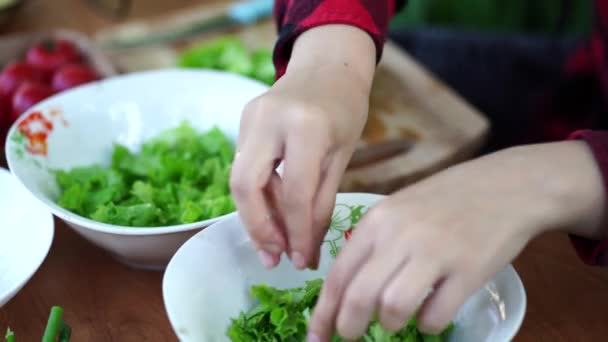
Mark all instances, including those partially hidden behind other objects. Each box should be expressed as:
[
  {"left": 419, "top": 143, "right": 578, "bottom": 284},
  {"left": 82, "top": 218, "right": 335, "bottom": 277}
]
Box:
[
  {"left": 392, "top": 0, "right": 591, "bottom": 36},
  {"left": 1, "top": 0, "right": 593, "bottom": 36},
  {"left": 389, "top": 0, "right": 593, "bottom": 151},
  {"left": 0, "top": 0, "right": 596, "bottom": 153}
]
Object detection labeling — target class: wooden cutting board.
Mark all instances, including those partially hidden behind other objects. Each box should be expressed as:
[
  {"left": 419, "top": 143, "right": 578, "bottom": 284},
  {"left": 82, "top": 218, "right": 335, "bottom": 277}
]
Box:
[{"left": 94, "top": 3, "right": 489, "bottom": 194}]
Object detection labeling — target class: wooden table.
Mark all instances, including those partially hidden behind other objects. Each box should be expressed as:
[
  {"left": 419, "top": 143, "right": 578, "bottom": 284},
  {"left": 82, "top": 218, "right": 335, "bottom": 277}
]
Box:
[{"left": 2, "top": 1, "right": 608, "bottom": 341}]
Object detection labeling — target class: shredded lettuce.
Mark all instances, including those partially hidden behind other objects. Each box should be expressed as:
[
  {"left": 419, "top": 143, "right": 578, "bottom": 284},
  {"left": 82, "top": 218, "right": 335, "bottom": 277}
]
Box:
[
  {"left": 227, "top": 280, "right": 454, "bottom": 342},
  {"left": 177, "top": 36, "right": 275, "bottom": 85},
  {"left": 55, "top": 122, "right": 235, "bottom": 227}
]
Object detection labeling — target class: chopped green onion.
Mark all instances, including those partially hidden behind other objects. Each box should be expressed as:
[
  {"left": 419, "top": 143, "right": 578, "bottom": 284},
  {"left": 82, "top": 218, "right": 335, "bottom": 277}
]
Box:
[
  {"left": 42, "top": 306, "right": 64, "bottom": 342},
  {"left": 58, "top": 321, "right": 71, "bottom": 342},
  {"left": 5, "top": 328, "right": 15, "bottom": 342}
]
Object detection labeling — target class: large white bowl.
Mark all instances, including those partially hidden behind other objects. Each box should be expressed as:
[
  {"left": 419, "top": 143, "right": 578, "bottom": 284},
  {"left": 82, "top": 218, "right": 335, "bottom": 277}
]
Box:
[
  {"left": 0, "top": 167, "right": 54, "bottom": 308},
  {"left": 5, "top": 69, "right": 268, "bottom": 270},
  {"left": 163, "top": 193, "right": 527, "bottom": 342}
]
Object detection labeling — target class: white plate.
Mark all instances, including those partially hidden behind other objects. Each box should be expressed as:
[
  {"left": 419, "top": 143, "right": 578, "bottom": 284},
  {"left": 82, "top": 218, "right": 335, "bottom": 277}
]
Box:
[
  {"left": 163, "top": 193, "right": 526, "bottom": 342},
  {"left": 0, "top": 167, "right": 54, "bottom": 308}
]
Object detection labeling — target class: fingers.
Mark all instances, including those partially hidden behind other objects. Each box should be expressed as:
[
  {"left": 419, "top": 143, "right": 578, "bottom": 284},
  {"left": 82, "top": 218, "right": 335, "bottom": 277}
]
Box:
[
  {"left": 308, "top": 151, "right": 351, "bottom": 269},
  {"left": 281, "top": 127, "right": 327, "bottom": 269},
  {"left": 416, "top": 275, "right": 470, "bottom": 334},
  {"left": 312, "top": 251, "right": 451, "bottom": 340},
  {"left": 308, "top": 219, "right": 375, "bottom": 341},
  {"left": 379, "top": 261, "right": 440, "bottom": 332},
  {"left": 335, "top": 243, "right": 409, "bottom": 339},
  {"left": 309, "top": 201, "right": 461, "bottom": 341},
  {"left": 258, "top": 170, "right": 288, "bottom": 268},
  {"left": 230, "top": 103, "right": 286, "bottom": 266}
]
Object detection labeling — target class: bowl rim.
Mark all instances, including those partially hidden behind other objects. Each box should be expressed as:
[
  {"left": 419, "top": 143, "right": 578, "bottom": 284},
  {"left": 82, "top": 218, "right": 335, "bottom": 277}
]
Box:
[
  {"left": 0, "top": 166, "right": 55, "bottom": 307},
  {"left": 504, "top": 264, "right": 527, "bottom": 341},
  {"left": 4, "top": 68, "right": 268, "bottom": 236}
]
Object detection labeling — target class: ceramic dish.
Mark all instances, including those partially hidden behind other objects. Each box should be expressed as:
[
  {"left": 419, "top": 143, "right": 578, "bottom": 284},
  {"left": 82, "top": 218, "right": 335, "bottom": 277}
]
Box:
[
  {"left": 5, "top": 69, "right": 268, "bottom": 270},
  {"left": 163, "top": 193, "right": 527, "bottom": 341},
  {"left": 0, "top": 167, "right": 54, "bottom": 308}
]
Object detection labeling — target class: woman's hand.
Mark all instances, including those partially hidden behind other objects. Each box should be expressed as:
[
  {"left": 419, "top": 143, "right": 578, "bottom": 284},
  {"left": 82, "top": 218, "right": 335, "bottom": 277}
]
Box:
[
  {"left": 230, "top": 25, "right": 377, "bottom": 270},
  {"left": 308, "top": 141, "right": 606, "bottom": 341}
]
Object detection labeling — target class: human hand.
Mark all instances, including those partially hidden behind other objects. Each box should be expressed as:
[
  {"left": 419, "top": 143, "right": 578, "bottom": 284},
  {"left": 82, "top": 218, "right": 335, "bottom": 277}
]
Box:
[
  {"left": 230, "top": 25, "right": 377, "bottom": 270},
  {"left": 308, "top": 141, "right": 606, "bottom": 341}
]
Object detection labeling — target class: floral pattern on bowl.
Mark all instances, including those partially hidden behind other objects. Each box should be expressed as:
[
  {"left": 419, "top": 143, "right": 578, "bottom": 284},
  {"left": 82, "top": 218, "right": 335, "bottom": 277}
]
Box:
[{"left": 9, "top": 109, "right": 70, "bottom": 166}]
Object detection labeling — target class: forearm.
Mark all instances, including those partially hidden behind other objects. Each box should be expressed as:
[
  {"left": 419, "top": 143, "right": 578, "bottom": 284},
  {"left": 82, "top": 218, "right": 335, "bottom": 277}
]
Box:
[
  {"left": 272, "top": 0, "right": 404, "bottom": 79},
  {"left": 287, "top": 25, "right": 377, "bottom": 95}
]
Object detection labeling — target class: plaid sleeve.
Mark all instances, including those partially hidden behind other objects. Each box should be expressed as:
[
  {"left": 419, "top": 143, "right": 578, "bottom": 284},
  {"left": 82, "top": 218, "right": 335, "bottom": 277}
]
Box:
[
  {"left": 272, "top": 0, "right": 406, "bottom": 79},
  {"left": 568, "top": 130, "right": 608, "bottom": 266}
]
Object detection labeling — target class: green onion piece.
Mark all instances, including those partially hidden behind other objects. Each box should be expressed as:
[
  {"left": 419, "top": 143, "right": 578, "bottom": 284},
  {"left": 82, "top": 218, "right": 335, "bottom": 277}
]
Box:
[
  {"left": 58, "top": 321, "right": 71, "bottom": 342},
  {"left": 5, "top": 328, "right": 15, "bottom": 342},
  {"left": 42, "top": 306, "right": 64, "bottom": 342}
]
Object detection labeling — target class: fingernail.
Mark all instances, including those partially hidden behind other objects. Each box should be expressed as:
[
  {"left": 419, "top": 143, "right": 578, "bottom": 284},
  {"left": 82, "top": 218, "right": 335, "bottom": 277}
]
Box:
[
  {"left": 258, "top": 250, "right": 276, "bottom": 268},
  {"left": 307, "top": 332, "right": 320, "bottom": 342},
  {"left": 291, "top": 251, "right": 306, "bottom": 269}
]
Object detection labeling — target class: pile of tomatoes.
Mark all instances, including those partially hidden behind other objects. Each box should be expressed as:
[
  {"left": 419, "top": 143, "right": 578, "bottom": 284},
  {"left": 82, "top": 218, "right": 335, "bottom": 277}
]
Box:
[{"left": 0, "top": 38, "right": 100, "bottom": 139}]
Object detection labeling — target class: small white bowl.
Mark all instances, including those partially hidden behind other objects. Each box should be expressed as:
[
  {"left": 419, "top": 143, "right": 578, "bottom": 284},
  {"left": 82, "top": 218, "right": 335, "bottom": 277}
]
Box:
[
  {"left": 0, "top": 167, "right": 54, "bottom": 308},
  {"left": 5, "top": 69, "right": 268, "bottom": 270},
  {"left": 163, "top": 193, "right": 527, "bottom": 342}
]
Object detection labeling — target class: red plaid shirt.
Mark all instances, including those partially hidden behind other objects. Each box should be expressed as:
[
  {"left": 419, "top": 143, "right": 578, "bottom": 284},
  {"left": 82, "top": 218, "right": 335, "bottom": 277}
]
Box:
[{"left": 272, "top": 0, "right": 608, "bottom": 266}]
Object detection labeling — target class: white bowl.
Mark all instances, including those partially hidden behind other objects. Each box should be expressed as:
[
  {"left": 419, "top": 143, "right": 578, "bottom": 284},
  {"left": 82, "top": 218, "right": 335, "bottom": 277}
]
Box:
[
  {"left": 0, "top": 167, "right": 54, "bottom": 308},
  {"left": 163, "top": 193, "right": 527, "bottom": 342},
  {"left": 5, "top": 69, "right": 268, "bottom": 270}
]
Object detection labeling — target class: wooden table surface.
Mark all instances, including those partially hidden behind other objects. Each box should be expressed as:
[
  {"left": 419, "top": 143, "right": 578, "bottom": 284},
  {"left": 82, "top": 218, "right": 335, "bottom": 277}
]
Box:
[{"left": 2, "top": 1, "right": 608, "bottom": 341}]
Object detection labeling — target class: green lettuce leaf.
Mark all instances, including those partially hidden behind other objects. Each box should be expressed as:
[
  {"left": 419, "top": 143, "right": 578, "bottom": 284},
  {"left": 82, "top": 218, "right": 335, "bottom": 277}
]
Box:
[
  {"left": 177, "top": 36, "right": 275, "bottom": 85},
  {"left": 227, "top": 279, "right": 454, "bottom": 342},
  {"left": 55, "top": 122, "right": 235, "bottom": 227}
]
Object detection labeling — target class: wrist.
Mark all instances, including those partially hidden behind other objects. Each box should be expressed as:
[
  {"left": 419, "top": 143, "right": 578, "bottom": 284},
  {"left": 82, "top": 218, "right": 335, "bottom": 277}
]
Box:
[
  {"left": 507, "top": 142, "right": 606, "bottom": 239},
  {"left": 554, "top": 141, "right": 606, "bottom": 239}
]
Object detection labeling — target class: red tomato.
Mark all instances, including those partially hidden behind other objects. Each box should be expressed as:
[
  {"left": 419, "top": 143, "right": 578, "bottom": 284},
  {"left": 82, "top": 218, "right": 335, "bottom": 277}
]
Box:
[
  {"left": 0, "top": 93, "right": 9, "bottom": 129},
  {"left": 25, "top": 39, "right": 81, "bottom": 76},
  {"left": 11, "top": 82, "right": 54, "bottom": 121},
  {"left": 0, "top": 62, "right": 45, "bottom": 98},
  {"left": 51, "top": 64, "right": 99, "bottom": 92}
]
